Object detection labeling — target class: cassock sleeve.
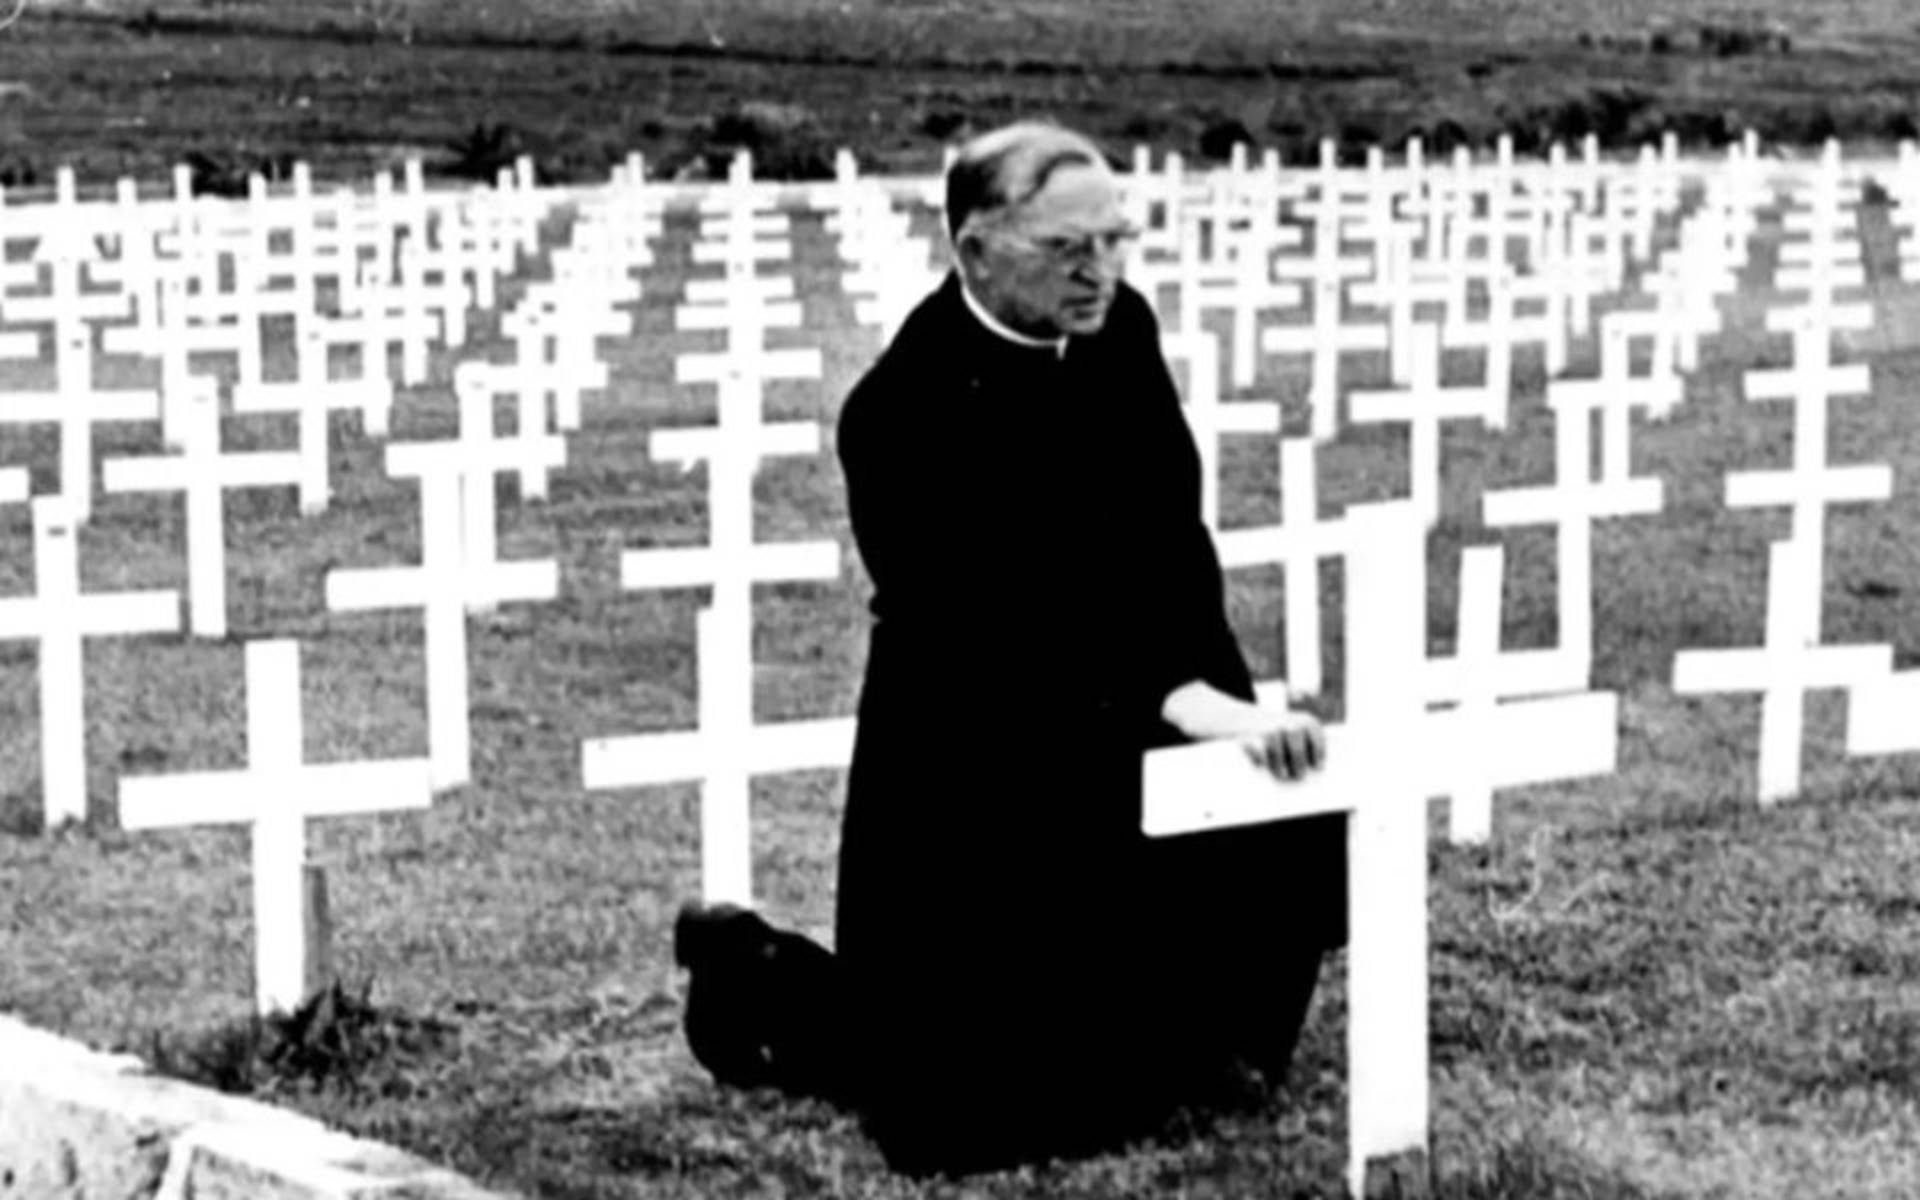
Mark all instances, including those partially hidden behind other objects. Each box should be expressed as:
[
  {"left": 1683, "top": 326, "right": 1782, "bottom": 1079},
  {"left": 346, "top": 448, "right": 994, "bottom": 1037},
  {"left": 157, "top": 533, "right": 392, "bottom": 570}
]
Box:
[{"left": 1109, "top": 296, "right": 1259, "bottom": 728}]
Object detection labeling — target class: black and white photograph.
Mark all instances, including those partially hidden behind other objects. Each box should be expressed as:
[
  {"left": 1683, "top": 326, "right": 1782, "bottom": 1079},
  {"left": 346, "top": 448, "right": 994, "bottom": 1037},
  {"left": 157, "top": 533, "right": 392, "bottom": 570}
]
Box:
[{"left": 2, "top": 1, "right": 1919, "bottom": 1196}]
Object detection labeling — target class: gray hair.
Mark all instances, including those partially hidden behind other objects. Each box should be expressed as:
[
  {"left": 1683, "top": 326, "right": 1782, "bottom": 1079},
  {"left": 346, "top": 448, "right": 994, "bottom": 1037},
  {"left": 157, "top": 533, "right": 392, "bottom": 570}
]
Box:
[{"left": 944, "top": 121, "right": 1114, "bottom": 243}]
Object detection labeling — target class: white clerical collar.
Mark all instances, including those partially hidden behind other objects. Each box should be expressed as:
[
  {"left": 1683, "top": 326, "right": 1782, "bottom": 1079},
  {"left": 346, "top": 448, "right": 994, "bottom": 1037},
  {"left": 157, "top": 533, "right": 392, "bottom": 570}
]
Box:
[{"left": 960, "top": 280, "right": 1069, "bottom": 359}]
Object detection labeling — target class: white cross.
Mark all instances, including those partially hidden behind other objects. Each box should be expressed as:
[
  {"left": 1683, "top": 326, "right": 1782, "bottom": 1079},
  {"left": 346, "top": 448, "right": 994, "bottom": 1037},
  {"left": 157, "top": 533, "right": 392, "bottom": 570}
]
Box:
[
  {"left": 1774, "top": 142, "right": 1864, "bottom": 302},
  {"left": 571, "top": 157, "right": 665, "bottom": 275},
  {"left": 326, "top": 440, "right": 559, "bottom": 790},
  {"left": 1729, "top": 305, "right": 1882, "bottom": 521},
  {"left": 389, "top": 230, "right": 469, "bottom": 354},
  {"left": 1434, "top": 268, "right": 1539, "bottom": 432},
  {"left": 674, "top": 286, "right": 823, "bottom": 417},
  {"left": 850, "top": 253, "right": 941, "bottom": 346},
  {"left": 1124, "top": 146, "right": 1187, "bottom": 262},
  {"left": 1144, "top": 502, "right": 1430, "bottom": 1200},
  {"left": 1674, "top": 537, "right": 1892, "bottom": 804},
  {"left": 1346, "top": 324, "right": 1496, "bottom": 529},
  {"left": 685, "top": 182, "right": 794, "bottom": 308},
  {"left": 1348, "top": 220, "right": 1460, "bottom": 388},
  {"left": 118, "top": 639, "right": 432, "bottom": 1015},
  {"left": 1424, "top": 543, "right": 1619, "bottom": 844},
  {"left": 85, "top": 176, "right": 166, "bottom": 352},
  {"left": 1217, "top": 437, "right": 1348, "bottom": 695},
  {"left": 101, "top": 380, "right": 302, "bottom": 639},
  {"left": 412, "top": 194, "right": 509, "bottom": 316},
  {"left": 226, "top": 167, "right": 398, "bottom": 461},
  {"left": 1481, "top": 336, "right": 1667, "bottom": 690},
  {"left": 92, "top": 173, "right": 232, "bottom": 448},
  {"left": 1192, "top": 213, "right": 1305, "bottom": 390},
  {"left": 432, "top": 360, "right": 569, "bottom": 568},
  {"left": 317, "top": 274, "right": 441, "bottom": 392},
  {"left": 1262, "top": 276, "right": 1390, "bottom": 442},
  {"left": 494, "top": 289, "right": 629, "bottom": 441},
  {"left": 1163, "top": 328, "right": 1279, "bottom": 531},
  {"left": 0, "top": 496, "right": 179, "bottom": 826},
  {"left": 3, "top": 202, "right": 157, "bottom": 522},
  {"left": 582, "top": 378, "right": 841, "bottom": 906}
]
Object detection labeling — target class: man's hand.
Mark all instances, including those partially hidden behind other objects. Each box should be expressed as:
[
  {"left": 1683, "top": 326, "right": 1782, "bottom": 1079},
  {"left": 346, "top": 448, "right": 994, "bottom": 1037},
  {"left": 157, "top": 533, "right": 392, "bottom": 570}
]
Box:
[
  {"left": 1234, "top": 708, "right": 1325, "bottom": 782},
  {"left": 1160, "top": 680, "right": 1328, "bottom": 782}
]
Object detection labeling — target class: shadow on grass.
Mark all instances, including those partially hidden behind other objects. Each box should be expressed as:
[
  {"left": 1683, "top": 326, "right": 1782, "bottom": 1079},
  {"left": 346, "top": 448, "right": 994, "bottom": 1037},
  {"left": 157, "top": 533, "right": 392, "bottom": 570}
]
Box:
[{"left": 144, "top": 976, "right": 458, "bottom": 1101}]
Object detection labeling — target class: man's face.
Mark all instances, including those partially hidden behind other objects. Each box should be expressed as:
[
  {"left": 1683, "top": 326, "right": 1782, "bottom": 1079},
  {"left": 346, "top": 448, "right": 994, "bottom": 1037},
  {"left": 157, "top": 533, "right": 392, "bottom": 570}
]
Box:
[{"left": 963, "top": 161, "right": 1135, "bottom": 340}]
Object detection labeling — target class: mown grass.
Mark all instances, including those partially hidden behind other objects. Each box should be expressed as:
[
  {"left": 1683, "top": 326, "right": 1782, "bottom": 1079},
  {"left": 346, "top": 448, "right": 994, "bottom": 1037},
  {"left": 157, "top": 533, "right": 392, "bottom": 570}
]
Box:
[{"left": 7, "top": 35, "right": 1920, "bottom": 1198}]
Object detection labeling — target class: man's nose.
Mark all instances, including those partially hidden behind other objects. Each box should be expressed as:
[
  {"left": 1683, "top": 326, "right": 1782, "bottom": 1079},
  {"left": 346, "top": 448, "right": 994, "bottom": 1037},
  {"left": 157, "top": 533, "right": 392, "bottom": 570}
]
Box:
[{"left": 1076, "top": 255, "right": 1121, "bottom": 287}]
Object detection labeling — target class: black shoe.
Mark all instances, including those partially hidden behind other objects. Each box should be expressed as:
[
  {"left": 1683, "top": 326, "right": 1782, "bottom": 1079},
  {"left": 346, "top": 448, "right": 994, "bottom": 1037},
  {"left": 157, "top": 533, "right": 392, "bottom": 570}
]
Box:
[{"left": 674, "top": 900, "right": 848, "bottom": 1103}]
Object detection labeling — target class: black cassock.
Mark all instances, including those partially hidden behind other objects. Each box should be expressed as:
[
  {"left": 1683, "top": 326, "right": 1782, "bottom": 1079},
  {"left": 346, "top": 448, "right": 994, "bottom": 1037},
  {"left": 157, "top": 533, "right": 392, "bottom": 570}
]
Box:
[{"left": 832, "top": 274, "right": 1347, "bottom": 1172}]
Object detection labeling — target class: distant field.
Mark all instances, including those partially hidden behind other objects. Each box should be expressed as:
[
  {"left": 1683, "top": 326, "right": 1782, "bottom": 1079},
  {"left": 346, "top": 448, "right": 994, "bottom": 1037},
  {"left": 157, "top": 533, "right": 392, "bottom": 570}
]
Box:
[
  {"left": 9, "top": 0, "right": 1920, "bottom": 187},
  {"left": 44, "top": 0, "right": 1920, "bottom": 54}
]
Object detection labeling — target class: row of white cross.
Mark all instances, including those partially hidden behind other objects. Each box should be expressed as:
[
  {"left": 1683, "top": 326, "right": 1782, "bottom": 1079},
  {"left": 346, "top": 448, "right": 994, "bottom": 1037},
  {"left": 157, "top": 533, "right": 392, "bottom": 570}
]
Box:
[
  {"left": 0, "top": 134, "right": 1900, "bottom": 890},
  {"left": 2, "top": 137, "right": 1915, "bottom": 1196}
]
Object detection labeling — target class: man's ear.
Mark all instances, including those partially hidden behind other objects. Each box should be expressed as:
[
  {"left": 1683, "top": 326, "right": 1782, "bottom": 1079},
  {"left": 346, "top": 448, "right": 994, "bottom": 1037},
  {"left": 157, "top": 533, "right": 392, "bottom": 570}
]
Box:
[{"left": 952, "top": 229, "right": 986, "bottom": 274}]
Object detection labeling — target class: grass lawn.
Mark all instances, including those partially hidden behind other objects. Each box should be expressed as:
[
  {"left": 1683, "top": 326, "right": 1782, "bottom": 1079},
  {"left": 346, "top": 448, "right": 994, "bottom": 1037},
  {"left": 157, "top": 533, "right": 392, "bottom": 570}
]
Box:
[{"left": 5, "top": 3, "right": 1920, "bottom": 1196}]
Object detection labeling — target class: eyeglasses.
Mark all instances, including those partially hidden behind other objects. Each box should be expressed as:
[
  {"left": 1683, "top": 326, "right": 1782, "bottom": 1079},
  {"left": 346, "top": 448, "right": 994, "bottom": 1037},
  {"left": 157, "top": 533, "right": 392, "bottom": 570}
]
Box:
[{"left": 1003, "top": 225, "right": 1141, "bottom": 265}]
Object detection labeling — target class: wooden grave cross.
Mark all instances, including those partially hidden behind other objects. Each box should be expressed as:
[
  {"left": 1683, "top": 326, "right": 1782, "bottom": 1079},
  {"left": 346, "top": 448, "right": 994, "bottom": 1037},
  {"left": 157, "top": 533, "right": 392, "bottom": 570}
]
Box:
[
  {"left": 230, "top": 178, "right": 399, "bottom": 505},
  {"left": 1346, "top": 323, "right": 1498, "bottom": 529},
  {"left": 1424, "top": 543, "right": 1620, "bottom": 844},
  {"left": 1641, "top": 226, "right": 1739, "bottom": 375},
  {"left": 547, "top": 238, "right": 643, "bottom": 312},
  {"left": 1434, "top": 267, "right": 1538, "bottom": 432},
  {"left": 85, "top": 176, "right": 166, "bottom": 354},
  {"left": 0, "top": 496, "right": 179, "bottom": 826},
  {"left": 823, "top": 151, "right": 913, "bottom": 253},
  {"left": 674, "top": 276, "right": 823, "bottom": 423},
  {"left": 1130, "top": 189, "right": 1245, "bottom": 343},
  {"left": 1162, "top": 327, "right": 1279, "bottom": 531},
  {"left": 1193, "top": 206, "right": 1305, "bottom": 391},
  {"left": 1275, "top": 155, "right": 1377, "bottom": 300},
  {"left": 568, "top": 189, "right": 661, "bottom": 284},
  {"left": 1215, "top": 437, "right": 1348, "bottom": 696},
  {"left": 0, "top": 215, "right": 160, "bottom": 522},
  {"left": 318, "top": 270, "right": 441, "bottom": 392},
  {"left": 413, "top": 193, "right": 508, "bottom": 318},
  {"left": 118, "top": 638, "right": 433, "bottom": 1016},
  {"left": 101, "top": 378, "right": 303, "bottom": 639},
  {"left": 576, "top": 150, "right": 666, "bottom": 264},
  {"left": 582, "top": 382, "right": 843, "bottom": 907},
  {"left": 686, "top": 168, "right": 794, "bottom": 308},
  {"left": 437, "top": 359, "right": 570, "bottom": 547},
  {"left": 1775, "top": 169, "right": 1865, "bottom": 304},
  {"left": 851, "top": 251, "right": 942, "bottom": 346},
  {"left": 494, "top": 287, "right": 629, "bottom": 442},
  {"left": 319, "top": 165, "right": 451, "bottom": 391},
  {"left": 231, "top": 166, "right": 399, "bottom": 448},
  {"left": 1347, "top": 216, "right": 1459, "bottom": 388},
  {"left": 96, "top": 166, "right": 236, "bottom": 447},
  {"left": 1261, "top": 276, "right": 1390, "bottom": 443},
  {"left": 1480, "top": 329, "right": 1668, "bottom": 690},
  {"left": 389, "top": 230, "right": 471, "bottom": 360},
  {"left": 230, "top": 321, "right": 395, "bottom": 507},
  {"left": 1674, "top": 537, "right": 1892, "bottom": 805},
  {"left": 1124, "top": 146, "right": 1189, "bottom": 263},
  {"left": 1726, "top": 303, "right": 1886, "bottom": 631},
  {"left": 158, "top": 182, "right": 275, "bottom": 391},
  {"left": 326, "top": 438, "right": 560, "bottom": 790},
  {"left": 1143, "top": 502, "right": 1430, "bottom": 1200}
]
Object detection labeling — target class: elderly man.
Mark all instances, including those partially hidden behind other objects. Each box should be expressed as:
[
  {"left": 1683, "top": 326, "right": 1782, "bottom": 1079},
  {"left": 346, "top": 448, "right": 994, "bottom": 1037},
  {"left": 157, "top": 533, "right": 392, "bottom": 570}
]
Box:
[{"left": 675, "top": 120, "right": 1346, "bottom": 1176}]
